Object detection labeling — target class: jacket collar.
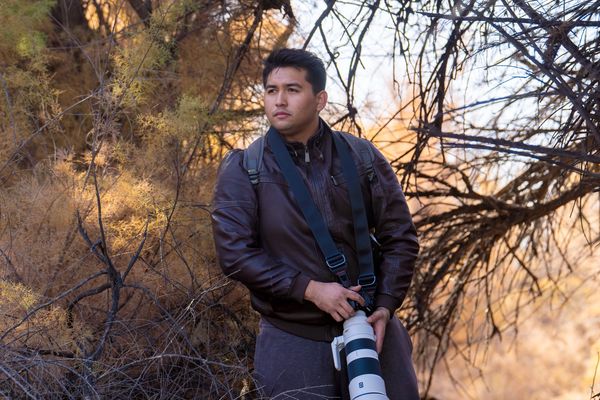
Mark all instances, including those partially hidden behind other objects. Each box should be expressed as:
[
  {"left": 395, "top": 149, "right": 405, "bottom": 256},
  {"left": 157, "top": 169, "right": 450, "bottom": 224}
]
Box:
[{"left": 281, "top": 118, "right": 330, "bottom": 151}]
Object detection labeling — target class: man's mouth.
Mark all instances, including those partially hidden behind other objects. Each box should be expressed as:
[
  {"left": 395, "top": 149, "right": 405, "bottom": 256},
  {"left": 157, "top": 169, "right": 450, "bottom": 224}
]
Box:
[{"left": 274, "top": 111, "right": 290, "bottom": 117}]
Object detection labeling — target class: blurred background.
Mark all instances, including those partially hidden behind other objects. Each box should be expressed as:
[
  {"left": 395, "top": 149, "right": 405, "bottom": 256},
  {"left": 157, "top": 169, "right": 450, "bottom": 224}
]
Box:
[{"left": 0, "top": 0, "right": 598, "bottom": 398}]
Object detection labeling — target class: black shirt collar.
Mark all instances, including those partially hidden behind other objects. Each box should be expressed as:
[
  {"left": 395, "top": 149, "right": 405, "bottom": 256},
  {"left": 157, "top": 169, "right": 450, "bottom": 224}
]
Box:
[{"left": 284, "top": 118, "right": 328, "bottom": 151}]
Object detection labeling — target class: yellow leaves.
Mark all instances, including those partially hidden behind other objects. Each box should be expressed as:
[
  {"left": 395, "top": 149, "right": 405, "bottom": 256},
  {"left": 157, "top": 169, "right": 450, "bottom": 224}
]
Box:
[
  {"left": 0, "top": 280, "right": 38, "bottom": 312},
  {"left": 169, "top": 94, "right": 211, "bottom": 142},
  {"left": 110, "top": 39, "right": 168, "bottom": 107},
  {"left": 176, "top": 94, "right": 210, "bottom": 128},
  {"left": 0, "top": 279, "right": 92, "bottom": 353},
  {"left": 15, "top": 31, "right": 47, "bottom": 58},
  {"left": 136, "top": 94, "right": 210, "bottom": 158},
  {"left": 52, "top": 156, "right": 170, "bottom": 252},
  {"left": 137, "top": 112, "right": 169, "bottom": 139},
  {"left": 108, "top": 0, "right": 206, "bottom": 108},
  {"left": 98, "top": 171, "right": 166, "bottom": 250}
]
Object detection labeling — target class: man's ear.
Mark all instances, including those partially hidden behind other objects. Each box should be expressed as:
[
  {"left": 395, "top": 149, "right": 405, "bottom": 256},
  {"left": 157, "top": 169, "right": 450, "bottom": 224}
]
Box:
[{"left": 316, "top": 90, "right": 328, "bottom": 112}]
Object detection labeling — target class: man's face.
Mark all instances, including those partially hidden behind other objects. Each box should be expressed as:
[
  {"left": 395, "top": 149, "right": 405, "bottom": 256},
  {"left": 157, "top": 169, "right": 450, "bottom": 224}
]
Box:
[{"left": 264, "top": 66, "right": 327, "bottom": 143}]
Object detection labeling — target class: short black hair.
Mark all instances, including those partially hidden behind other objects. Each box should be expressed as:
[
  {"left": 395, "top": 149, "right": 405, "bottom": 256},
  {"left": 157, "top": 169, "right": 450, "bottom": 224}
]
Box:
[{"left": 263, "top": 48, "right": 326, "bottom": 93}]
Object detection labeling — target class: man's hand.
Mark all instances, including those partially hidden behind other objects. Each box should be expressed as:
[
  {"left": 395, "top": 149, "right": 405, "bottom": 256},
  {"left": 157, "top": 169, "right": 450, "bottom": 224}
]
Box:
[
  {"left": 367, "top": 307, "right": 390, "bottom": 353},
  {"left": 304, "top": 281, "right": 364, "bottom": 322}
]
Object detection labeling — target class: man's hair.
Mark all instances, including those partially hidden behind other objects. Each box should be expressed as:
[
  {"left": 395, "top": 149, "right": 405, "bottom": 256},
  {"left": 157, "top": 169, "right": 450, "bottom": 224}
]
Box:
[{"left": 263, "top": 48, "right": 326, "bottom": 93}]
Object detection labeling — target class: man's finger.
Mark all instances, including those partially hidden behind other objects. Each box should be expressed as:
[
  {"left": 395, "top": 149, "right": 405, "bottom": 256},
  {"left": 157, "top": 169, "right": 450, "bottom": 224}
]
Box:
[
  {"left": 343, "top": 302, "right": 358, "bottom": 319},
  {"left": 373, "top": 325, "right": 384, "bottom": 353},
  {"left": 340, "top": 299, "right": 352, "bottom": 313},
  {"left": 367, "top": 310, "right": 384, "bottom": 324},
  {"left": 347, "top": 290, "right": 365, "bottom": 306},
  {"left": 377, "top": 335, "right": 383, "bottom": 354}
]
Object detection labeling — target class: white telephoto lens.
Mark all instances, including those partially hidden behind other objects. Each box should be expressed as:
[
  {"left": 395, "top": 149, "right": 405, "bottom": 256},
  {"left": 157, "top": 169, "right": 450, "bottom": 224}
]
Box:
[{"left": 342, "top": 311, "right": 389, "bottom": 400}]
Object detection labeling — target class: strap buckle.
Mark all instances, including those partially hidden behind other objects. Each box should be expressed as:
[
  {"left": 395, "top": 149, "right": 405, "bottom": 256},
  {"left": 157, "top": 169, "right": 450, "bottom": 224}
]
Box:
[
  {"left": 357, "top": 274, "right": 376, "bottom": 290},
  {"left": 327, "top": 252, "right": 352, "bottom": 288},
  {"left": 326, "top": 252, "right": 347, "bottom": 272},
  {"left": 247, "top": 168, "right": 259, "bottom": 185},
  {"left": 357, "top": 274, "right": 377, "bottom": 315}
]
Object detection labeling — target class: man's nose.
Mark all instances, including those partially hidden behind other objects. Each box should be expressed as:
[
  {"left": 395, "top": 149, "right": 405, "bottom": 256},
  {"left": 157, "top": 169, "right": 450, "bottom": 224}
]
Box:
[{"left": 275, "top": 91, "right": 287, "bottom": 106}]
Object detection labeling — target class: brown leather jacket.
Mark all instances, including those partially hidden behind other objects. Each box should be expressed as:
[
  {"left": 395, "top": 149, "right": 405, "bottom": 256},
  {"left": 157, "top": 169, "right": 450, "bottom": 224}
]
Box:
[{"left": 211, "top": 122, "right": 419, "bottom": 341}]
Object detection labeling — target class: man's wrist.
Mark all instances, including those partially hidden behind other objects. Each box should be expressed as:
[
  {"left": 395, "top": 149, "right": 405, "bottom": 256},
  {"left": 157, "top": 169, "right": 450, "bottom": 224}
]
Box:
[
  {"left": 304, "top": 280, "right": 316, "bottom": 302},
  {"left": 376, "top": 306, "right": 390, "bottom": 320},
  {"left": 375, "top": 293, "right": 399, "bottom": 317}
]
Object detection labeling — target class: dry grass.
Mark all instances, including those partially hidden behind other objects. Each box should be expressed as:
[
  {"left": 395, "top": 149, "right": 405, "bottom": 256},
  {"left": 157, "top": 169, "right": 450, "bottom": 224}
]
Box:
[{"left": 0, "top": 157, "right": 261, "bottom": 399}]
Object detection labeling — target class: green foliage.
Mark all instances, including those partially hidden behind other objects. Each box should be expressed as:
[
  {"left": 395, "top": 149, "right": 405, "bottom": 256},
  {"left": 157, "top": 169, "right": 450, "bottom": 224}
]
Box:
[
  {"left": 0, "top": 0, "right": 55, "bottom": 61},
  {"left": 16, "top": 31, "right": 47, "bottom": 58},
  {"left": 109, "top": 0, "right": 202, "bottom": 109},
  {"left": 152, "top": 0, "right": 201, "bottom": 33},
  {"left": 110, "top": 33, "right": 172, "bottom": 108},
  {"left": 138, "top": 94, "right": 209, "bottom": 140},
  {"left": 0, "top": 0, "right": 61, "bottom": 169}
]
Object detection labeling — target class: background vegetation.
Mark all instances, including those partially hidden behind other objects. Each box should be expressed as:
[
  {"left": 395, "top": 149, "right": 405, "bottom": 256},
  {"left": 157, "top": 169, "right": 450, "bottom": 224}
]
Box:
[{"left": 0, "top": 0, "right": 598, "bottom": 398}]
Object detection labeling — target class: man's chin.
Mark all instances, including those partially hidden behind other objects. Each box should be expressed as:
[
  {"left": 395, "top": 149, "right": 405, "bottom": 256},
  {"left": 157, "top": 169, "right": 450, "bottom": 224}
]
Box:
[{"left": 271, "top": 122, "right": 293, "bottom": 134}]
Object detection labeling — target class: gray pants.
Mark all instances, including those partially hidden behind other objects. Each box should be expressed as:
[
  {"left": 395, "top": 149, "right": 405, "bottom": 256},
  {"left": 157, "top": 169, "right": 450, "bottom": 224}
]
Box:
[{"left": 253, "top": 316, "right": 419, "bottom": 399}]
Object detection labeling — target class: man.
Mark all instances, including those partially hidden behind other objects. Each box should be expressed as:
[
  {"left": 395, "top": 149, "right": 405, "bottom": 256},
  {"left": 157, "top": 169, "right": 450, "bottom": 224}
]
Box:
[{"left": 211, "top": 48, "right": 419, "bottom": 399}]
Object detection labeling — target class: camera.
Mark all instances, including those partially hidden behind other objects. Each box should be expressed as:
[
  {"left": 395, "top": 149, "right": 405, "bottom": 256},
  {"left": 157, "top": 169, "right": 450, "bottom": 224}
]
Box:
[{"left": 331, "top": 310, "right": 388, "bottom": 399}]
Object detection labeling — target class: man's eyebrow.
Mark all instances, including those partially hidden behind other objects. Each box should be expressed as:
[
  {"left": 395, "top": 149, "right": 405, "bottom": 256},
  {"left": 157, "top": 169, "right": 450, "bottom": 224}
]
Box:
[{"left": 265, "top": 82, "right": 303, "bottom": 88}]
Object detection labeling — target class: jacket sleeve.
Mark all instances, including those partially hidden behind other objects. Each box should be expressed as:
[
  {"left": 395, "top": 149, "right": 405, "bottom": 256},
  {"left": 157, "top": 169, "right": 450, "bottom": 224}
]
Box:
[
  {"left": 368, "top": 142, "right": 419, "bottom": 314},
  {"left": 210, "top": 150, "right": 311, "bottom": 303}
]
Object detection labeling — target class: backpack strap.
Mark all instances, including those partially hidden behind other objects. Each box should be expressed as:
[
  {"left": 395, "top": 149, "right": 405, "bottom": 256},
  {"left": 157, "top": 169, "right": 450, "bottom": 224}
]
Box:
[
  {"left": 267, "top": 127, "right": 353, "bottom": 289},
  {"left": 243, "top": 136, "right": 265, "bottom": 185},
  {"left": 334, "top": 132, "right": 382, "bottom": 260},
  {"left": 332, "top": 132, "right": 377, "bottom": 312},
  {"left": 242, "top": 126, "right": 379, "bottom": 314},
  {"left": 244, "top": 131, "right": 376, "bottom": 186},
  {"left": 336, "top": 132, "right": 376, "bottom": 183}
]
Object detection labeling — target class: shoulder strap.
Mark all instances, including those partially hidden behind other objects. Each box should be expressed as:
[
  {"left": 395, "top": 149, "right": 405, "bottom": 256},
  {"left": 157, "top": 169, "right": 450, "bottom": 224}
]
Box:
[
  {"left": 337, "top": 132, "right": 376, "bottom": 182},
  {"left": 246, "top": 127, "right": 377, "bottom": 313},
  {"left": 243, "top": 136, "right": 265, "bottom": 185},
  {"left": 335, "top": 132, "right": 380, "bottom": 258},
  {"left": 267, "top": 127, "right": 353, "bottom": 289},
  {"left": 332, "top": 132, "right": 377, "bottom": 310},
  {"left": 243, "top": 131, "right": 376, "bottom": 185}
]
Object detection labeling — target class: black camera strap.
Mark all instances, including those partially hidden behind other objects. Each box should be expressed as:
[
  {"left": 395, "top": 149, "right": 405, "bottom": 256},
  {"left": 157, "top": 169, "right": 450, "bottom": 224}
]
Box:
[{"left": 267, "top": 126, "right": 376, "bottom": 307}]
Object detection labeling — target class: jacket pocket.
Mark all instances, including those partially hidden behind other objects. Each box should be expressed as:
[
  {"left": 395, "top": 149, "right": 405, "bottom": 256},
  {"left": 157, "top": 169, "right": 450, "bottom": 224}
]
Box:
[{"left": 330, "top": 161, "right": 372, "bottom": 187}]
